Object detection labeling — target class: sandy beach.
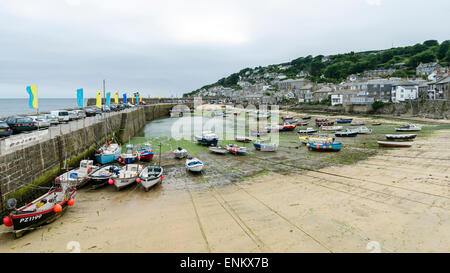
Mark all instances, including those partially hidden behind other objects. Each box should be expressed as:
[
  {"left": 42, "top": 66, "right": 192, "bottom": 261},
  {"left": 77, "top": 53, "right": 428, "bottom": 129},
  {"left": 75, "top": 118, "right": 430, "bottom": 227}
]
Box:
[{"left": 1, "top": 112, "right": 449, "bottom": 253}]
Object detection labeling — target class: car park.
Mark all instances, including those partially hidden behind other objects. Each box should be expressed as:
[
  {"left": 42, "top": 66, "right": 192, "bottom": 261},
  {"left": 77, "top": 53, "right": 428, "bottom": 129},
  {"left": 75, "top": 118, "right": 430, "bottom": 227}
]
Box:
[
  {"left": 4, "top": 116, "right": 38, "bottom": 133},
  {"left": 0, "top": 121, "right": 13, "bottom": 137}
]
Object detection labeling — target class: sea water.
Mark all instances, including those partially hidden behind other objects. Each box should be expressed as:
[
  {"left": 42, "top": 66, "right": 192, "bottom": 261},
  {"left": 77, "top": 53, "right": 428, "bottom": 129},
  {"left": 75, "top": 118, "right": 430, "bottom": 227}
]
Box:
[{"left": 0, "top": 98, "right": 87, "bottom": 118}]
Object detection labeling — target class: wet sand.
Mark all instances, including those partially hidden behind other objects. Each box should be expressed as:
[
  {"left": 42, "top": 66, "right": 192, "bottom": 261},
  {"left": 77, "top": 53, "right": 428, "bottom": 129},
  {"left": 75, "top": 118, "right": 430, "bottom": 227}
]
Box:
[{"left": 1, "top": 115, "right": 449, "bottom": 252}]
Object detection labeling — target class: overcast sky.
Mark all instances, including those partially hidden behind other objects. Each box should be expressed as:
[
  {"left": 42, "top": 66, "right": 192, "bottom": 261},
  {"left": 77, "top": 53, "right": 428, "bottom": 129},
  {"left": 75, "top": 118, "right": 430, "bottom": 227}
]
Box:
[{"left": 0, "top": 0, "right": 449, "bottom": 98}]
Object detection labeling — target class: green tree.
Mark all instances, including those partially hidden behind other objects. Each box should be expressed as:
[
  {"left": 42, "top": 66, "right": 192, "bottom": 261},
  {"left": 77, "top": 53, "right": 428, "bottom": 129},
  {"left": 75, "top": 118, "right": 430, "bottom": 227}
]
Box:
[
  {"left": 423, "top": 40, "right": 439, "bottom": 47},
  {"left": 437, "top": 40, "right": 450, "bottom": 60}
]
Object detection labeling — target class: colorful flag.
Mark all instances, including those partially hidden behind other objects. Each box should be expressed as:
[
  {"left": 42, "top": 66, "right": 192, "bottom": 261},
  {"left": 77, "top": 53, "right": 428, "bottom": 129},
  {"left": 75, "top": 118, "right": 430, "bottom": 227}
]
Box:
[
  {"left": 139, "top": 94, "right": 142, "bottom": 103},
  {"left": 26, "top": 85, "right": 38, "bottom": 109},
  {"left": 135, "top": 93, "right": 139, "bottom": 104},
  {"left": 123, "top": 93, "right": 127, "bottom": 104},
  {"left": 96, "top": 91, "right": 102, "bottom": 108},
  {"left": 131, "top": 94, "right": 134, "bottom": 104},
  {"left": 114, "top": 92, "right": 118, "bottom": 104},
  {"left": 106, "top": 92, "right": 111, "bottom": 107},
  {"left": 77, "top": 88, "right": 83, "bottom": 107}
]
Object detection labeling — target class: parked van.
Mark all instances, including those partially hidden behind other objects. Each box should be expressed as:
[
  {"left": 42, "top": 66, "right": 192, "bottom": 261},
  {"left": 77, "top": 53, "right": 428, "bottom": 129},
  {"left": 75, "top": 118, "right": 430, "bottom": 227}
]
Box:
[{"left": 50, "top": 110, "right": 70, "bottom": 122}]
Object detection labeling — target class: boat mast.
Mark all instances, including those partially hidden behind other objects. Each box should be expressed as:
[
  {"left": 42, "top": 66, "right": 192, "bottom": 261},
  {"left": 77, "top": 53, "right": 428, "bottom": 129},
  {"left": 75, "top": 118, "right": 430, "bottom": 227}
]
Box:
[{"left": 159, "top": 142, "right": 162, "bottom": 166}]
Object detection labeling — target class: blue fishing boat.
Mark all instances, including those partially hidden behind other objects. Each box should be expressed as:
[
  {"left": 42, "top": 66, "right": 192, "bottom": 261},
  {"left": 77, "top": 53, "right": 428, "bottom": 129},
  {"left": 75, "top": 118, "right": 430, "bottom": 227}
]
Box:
[
  {"left": 94, "top": 140, "right": 122, "bottom": 164},
  {"left": 118, "top": 144, "right": 138, "bottom": 164},
  {"left": 137, "top": 143, "right": 154, "bottom": 161},
  {"left": 195, "top": 131, "right": 219, "bottom": 146},
  {"left": 336, "top": 118, "right": 352, "bottom": 124},
  {"left": 253, "top": 140, "right": 278, "bottom": 151},
  {"left": 307, "top": 141, "right": 342, "bottom": 151}
]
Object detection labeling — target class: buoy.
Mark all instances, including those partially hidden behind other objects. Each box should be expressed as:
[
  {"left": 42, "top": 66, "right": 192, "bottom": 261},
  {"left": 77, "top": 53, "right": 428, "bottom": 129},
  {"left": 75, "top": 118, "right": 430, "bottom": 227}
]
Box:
[
  {"left": 108, "top": 178, "right": 114, "bottom": 185},
  {"left": 136, "top": 178, "right": 141, "bottom": 183},
  {"left": 55, "top": 177, "right": 60, "bottom": 183},
  {"left": 161, "top": 175, "right": 164, "bottom": 180},
  {"left": 3, "top": 216, "right": 13, "bottom": 227},
  {"left": 67, "top": 199, "right": 75, "bottom": 206},
  {"left": 53, "top": 204, "right": 62, "bottom": 213}
]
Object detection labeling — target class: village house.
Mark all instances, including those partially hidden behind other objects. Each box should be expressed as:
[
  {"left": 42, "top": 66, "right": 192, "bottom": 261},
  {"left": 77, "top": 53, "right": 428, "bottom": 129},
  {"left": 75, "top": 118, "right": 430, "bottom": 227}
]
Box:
[
  {"left": 277, "top": 78, "right": 311, "bottom": 91},
  {"left": 295, "top": 83, "right": 314, "bottom": 103},
  {"left": 435, "top": 75, "right": 450, "bottom": 100},
  {"left": 416, "top": 62, "right": 442, "bottom": 76},
  {"left": 363, "top": 68, "right": 396, "bottom": 77},
  {"left": 391, "top": 81, "right": 419, "bottom": 103},
  {"left": 331, "top": 89, "right": 358, "bottom": 106},
  {"left": 312, "top": 86, "right": 332, "bottom": 102}
]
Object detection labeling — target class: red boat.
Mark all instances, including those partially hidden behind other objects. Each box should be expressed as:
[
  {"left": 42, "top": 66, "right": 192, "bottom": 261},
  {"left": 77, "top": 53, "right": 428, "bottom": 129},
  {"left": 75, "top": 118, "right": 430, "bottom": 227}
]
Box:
[
  {"left": 316, "top": 121, "right": 334, "bottom": 126},
  {"left": 279, "top": 123, "right": 296, "bottom": 131},
  {"left": 137, "top": 143, "right": 154, "bottom": 162}
]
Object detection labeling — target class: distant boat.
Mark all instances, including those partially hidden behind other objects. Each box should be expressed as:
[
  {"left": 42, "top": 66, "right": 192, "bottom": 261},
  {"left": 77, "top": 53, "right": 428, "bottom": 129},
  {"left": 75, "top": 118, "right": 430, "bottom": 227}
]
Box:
[
  {"left": 297, "top": 127, "right": 318, "bottom": 135},
  {"left": 377, "top": 141, "right": 413, "bottom": 148},
  {"left": 395, "top": 124, "right": 422, "bottom": 132},
  {"left": 235, "top": 136, "right": 253, "bottom": 143},
  {"left": 56, "top": 160, "right": 95, "bottom": 188},
  {"left": 356, "top": 126, "right": 373, "bottom": 134},
  {"left": 139, "top": 165, "right": 164, "bottom": 191},
  {"left": 316, "top": 121, "right": 334, "bottom": 127},
  {"left": 307, "top": 142, "right": 342, "bottom": 151},
  {"left": 372, "top": 123, "right": 382, "bottom": 126},
  {"left": 118, "top": 144, "right": 138, "bottom": 164},
  {"left": 320, "top": 125, "right": 343, "bottom": 131},
  {"left": 299, "top": 135, "right": 334, "bottom": 145},
  {"left": 195, "top": 131, "right": 219, "bottom": 146},
  {"left": 315, "top": 118, "right": 328, "bottom": 122},
  {"left": 296, "top": 121, "right": 309, "bottom": 126},
  {"left": 209, "top": 146, "right": 228, "bottom": 154},
  {"left": 186, "top": 156, "right": 204, "bottom": 173},
  {"left": 302, "top": 116, "right": 311, "bottom": 120},
  {"left": 265, "top": 124, "right": 283, "bottom": 133},
  {"left": 113, "top": 164, "right": 143, "bottom": 190},
  {"left": 94, "top": 140, "right": 122, "bottom": 164},
  {"left": 173, "top": 147, "right": 188, "bottom": 159},
  {"left": 350, "top": 121, "right": 365, "bottom": 126},
  {"left": 279, "top": 123, "right": 296, "bottom": 131},
  {"left": 336, "top": 118, "right": 352, "bottom": 124},
  {"left": 335, "top": 129, "right": 358, "bottom": 137},
  {"left": 385, "top": 134, "right": 417, "bottom": 141},
  {"left": 282, "top": 116, "right": 294, "bottom": 120},
  {"left": 225, "top": 144, "right": 247, "bottom": 155},
  {"left": 253, "top": 140, "right": 278, "bottom": 152}
]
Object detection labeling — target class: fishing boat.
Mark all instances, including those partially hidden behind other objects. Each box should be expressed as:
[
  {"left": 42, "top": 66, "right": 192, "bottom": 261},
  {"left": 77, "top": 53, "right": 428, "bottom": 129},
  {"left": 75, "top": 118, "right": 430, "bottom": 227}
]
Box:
[
  {"left": 250, "top": 130, "right": 268, "bottom": 137},
  {"left": 385, "top": 134, "right": 417, "bottom": 141},
  {"left": 94, "top": 139, "right": 122, "bottom": 164},
  {"left": 225, "top": 144, "right": 247, "bottom": 155},
  {"left": 173, "top": 147, "right": 188, "bottom": 159},
  {"left": 282, "top": 115, "right": 294, "bottom": 120},
  {"left": 395, "top": 124, "right": 422, "bottom": 132},
  {"left": 279, "top": 123, "right": 296, "bottom": 131},
  {"left": 335, "top": 129, "right": 358, "bottom": 137},
  {"left": 356, "top": 126, "right": 373, "bottom": 134},
  {"left": 209, "top": 146, "right": 228, "bottom": 154},
  {"left": 302, "top": 116, "right": 311, "bottom": 120},
  {"left": 137, "top": 143, "right": 154, "bottom": 161},
  {"left": 320, "top": 125, "right": 343, "bottom": 131},
  {"left": 253, "top": 140, "right": 278, "bottom": 151},
  {"left": 186, "top": 156, "right": 204, "bottom": 173},
  {"left": 372, "top": 123, "right": 382, "bottom": 126},
  {"left": 3, "top": 184, "right": 76, "bottom": 238},
  {"left": 307, "top": 141, "right": 342, "bottom": 151},
  {"left": 139, "top": 165, "right": 164, "bottom": 191},
  {"left": 297, "top": 127, "right": 318, "bottom": 134},
  {"left": 195, "top": 131, "right": 219, "bottom": 146},
  {"left": 377, "top": 141, "right": 414, "bottom": 148},
  {"left": 87, "top": 164, "right": 120, "bottom": 189},
  {"left": 296, "top": 121, "right": 309, "bottom": 126},
  {"left": 265, "top": 124, "right": 283, "bottom": 133},
  {"left": 235, "top": 136, "right": 253, "bottom": 143},
  {"left": 299, "top": 135, "right": 334, "bottom": 145},
  {"left": 315, "top": 118, "right": 329, "bottom": 122},
  {"left": 316, "top": 121, "right": 334, "bottom": 127},
  {"left": 55, "top": 160, "right": 96, "bottom": 188},
  {"left": 112, "top": 164, "right": 144, "bottom": 190},
  {"left": 118, "top": 144, "right": 138, "bottom": 164},
  {"left": 336, "top": 118, "right": 353, "bottom": 124},
  {"left": 350, "top": 121, "right": 365, "bottom": 126},
  {"left": 284, "top": 119, "right": 298, "bottom": 123}
]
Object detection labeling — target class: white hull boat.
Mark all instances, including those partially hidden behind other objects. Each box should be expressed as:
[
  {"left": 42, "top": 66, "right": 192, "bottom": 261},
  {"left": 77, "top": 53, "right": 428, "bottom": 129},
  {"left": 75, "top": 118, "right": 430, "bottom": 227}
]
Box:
[
  {"left": 140, "top": 165, "right": 163, "bottom": 191},
  {"left": 113, "top": 164, "right": 143, "bottom": 190}
]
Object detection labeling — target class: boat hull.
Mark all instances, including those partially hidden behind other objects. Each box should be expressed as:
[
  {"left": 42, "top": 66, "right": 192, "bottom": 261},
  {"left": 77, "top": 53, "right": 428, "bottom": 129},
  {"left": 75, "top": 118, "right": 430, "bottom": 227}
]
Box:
[
  {"left": 114, "top": 177, "right": 137, "bottom": 190},
  {"left": 377, "top": 141, "right": 413, "bottom": 147},
  {"left": 308, "top": 142, "right": 341, "bottom": 151},
  {"left": 141, "top": 178, "right": 161, "bottom": 191},
  {"left": 385, "top": 134, "right": 417, "bottom": 140},
  {"left": 95, "top": 153, "right": 121, "bottom": 165},
  {"left": 138, "top": 152, "right": 154, "bottom": 161},
  {"left": 335, "top": 132, "right": 358, "bottom": 137}
]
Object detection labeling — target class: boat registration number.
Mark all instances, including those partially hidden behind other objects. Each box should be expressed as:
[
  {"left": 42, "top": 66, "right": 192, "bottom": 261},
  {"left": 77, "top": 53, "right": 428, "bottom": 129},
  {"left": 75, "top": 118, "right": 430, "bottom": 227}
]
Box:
[{"left": 19, "top": 214, "right": 43, "bottom": 223}]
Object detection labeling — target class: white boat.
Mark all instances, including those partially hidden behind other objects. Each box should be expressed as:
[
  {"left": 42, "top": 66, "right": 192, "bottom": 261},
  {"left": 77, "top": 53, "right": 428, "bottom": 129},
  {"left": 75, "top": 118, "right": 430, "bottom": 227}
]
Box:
[
  {"left": 194, "top": 131, "right": 219, "bottom": 146},
  {"left": 113, "top": 164, "right": 143, "bottom": 190},
  {"left": 320, "top": 125, "right": 343, "bottom": 131},
  {"left": 173, "top": 147, "right": 188, "bottom": 159},
  {"left": 385, "top": 134, "right": 417, "bottom": 141},
  {"left": 209, "top": 146, "right": 228, "bottom": 154},
  {"left": 264, "top": 124, "right": 283, "bottom": 132},
  {"left": 56, "top": 160, "right": 95, "bottom": 188},
  {"left": 186, "top": 157, "right": 204, "bottom": 173},
  {"left": 94, "top": 141, "right": 122, "bottom": 164},
  {"left": 356, "top": 126, "right": 373, "bottom": 134},
  {"left": 377, "top": 141, "right": 414, "bottom": 147},
  {"left": 395, "top": 124, "right": 422, "bottom": 132},
  {"left": 253, "top": 140, "right": 278, "bottom": 151},
  {"left": 225, "top": 144, "right": 247, "bottom": 155},
  {"left": 139, "top": 165, "right": 164, "bottom": 191},
  {"left": 297, "top": 127, "right": 318, "bottom": 134},
  {"left": 235, "top": 136, "right": 253, "bottom": 143}
]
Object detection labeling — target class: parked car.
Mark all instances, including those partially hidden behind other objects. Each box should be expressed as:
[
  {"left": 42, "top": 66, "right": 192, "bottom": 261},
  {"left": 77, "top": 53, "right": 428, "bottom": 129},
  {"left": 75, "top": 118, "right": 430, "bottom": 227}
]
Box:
[
  {"left": 74, "top": 110, "right": 86, "bottom": 119},
  {"left": 68, "top": 111, "right": 79, "bottom": 121},
  {"left": 84, "top": 107, "right": 98, "bottom": 117},
  {"left": 27, "top": 116, "right": 51, "bottom": 129},
  {"left": 50, "top": 110, "right": 70, "bottom": 123},
  {"left": 101, "top": 105, "right": 111, "bottom": 112},
  {"left": 43, "top": 114, "right": 59, "bottom": 125},
  {"left": 4, "top": 117, "right": 38, "bottom": 133},
  {"left": 0, "top": 121, "right": 13, "bottom": 137}
]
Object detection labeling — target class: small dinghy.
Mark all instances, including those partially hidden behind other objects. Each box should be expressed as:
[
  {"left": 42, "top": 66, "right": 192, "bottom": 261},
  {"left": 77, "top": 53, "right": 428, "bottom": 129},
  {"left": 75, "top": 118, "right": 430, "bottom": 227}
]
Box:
[
  {"left": 350, "top": 121, "right": 365, "bottom": 126},
  {"left": 87, "top": 164, "right": 120, "bottom": 189},
  {"left": 385, "top": 134, "right": 417, "bottom": 141},
  {"left": 173, "top": 147, "right": 188, "bottom": 159},
  {"left": 356, "top": 126, "right": 373, "bottom": 134},
  {"left": 299, "top": 135, "right": 334, "bottom": 145},
  {"left": 250, "top": 130, "right": 268, "bottom": 137},
  {"left": 253, "top": 140, "right": 278, "bottom": 152},
  {"left": 296, "top": 121, "right": 309, "bottom": 126},
  {"left": 336, "top": 118, "right": 353, "bottom": 124},
  {"left": 113, "top": 164, "right": 143, "bottom": 190},
  {"left": 307, "top": 141, "right": 342, "bottom": 152},
  {"left": 225, "top": 144, "right": 247, "bottom": 155},
  {"left": 137, "top": 143, "right": 154, "bottom": 162},
  {"left": 235, "top": 136, "right": 253, "bottom": 143},
  {"left": 372, "top": 123, "right": 382, "bottom": 126},
  {"left": 283, "top": 118, "right": 298, "bottom": 123},
  {"left": 186, "top": 156, "right": 204, "bottom": 173},
  {"left": 139, "top": 165, "right": 164, "bottom": 191},
  {"left": 377, "top": 141, "right": 413, "bottom": 147},
  {"left": 195, "top": 131, "right": 219, "bottom": 146},
  {"left": 118, "top": 144, "right": 138, "bottom": 164},
  {"left": 94, "top": 139, "right": 122, "bottom": 164},
  {"left": 265, "top": 124, "right": 283, "bottom": 133},
  {"left": 56, "top": 160, "right": 95, "bottom": 188},
  {"left": 302, "top": 116, "right": 311, "bottom": 120},
  {"left": 316, "top": 121, "right": 334, "bottom": 127},
  {"left": 3, "top": 184, "right": 76, "bottom": 238},
  {"left": 279, "top": 123, "right": 296, "bottom": 132},
  {"left": 320, "top": 125, "right": 343, "bottom": 131},
  {"left": 282, "top": 116, "right": 294, "bottom": 120},
  {"left": 209, "top": 146, "right": 228, "bottom": 154},
  {"left": 395, "top": 124, "right": 422, "bottom": 132},
  {"left": 297, "top": 127, "right": 318, "bottom": 135},
  {"left": 335, "top": 129, "right": 358, "bottom": 137}
]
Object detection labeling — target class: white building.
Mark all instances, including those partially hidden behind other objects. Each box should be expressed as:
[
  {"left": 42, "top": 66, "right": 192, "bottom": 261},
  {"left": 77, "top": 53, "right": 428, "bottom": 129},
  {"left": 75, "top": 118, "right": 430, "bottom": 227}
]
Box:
[{"left": 391, "top": 81, "right": 418, "bottom": 103}]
